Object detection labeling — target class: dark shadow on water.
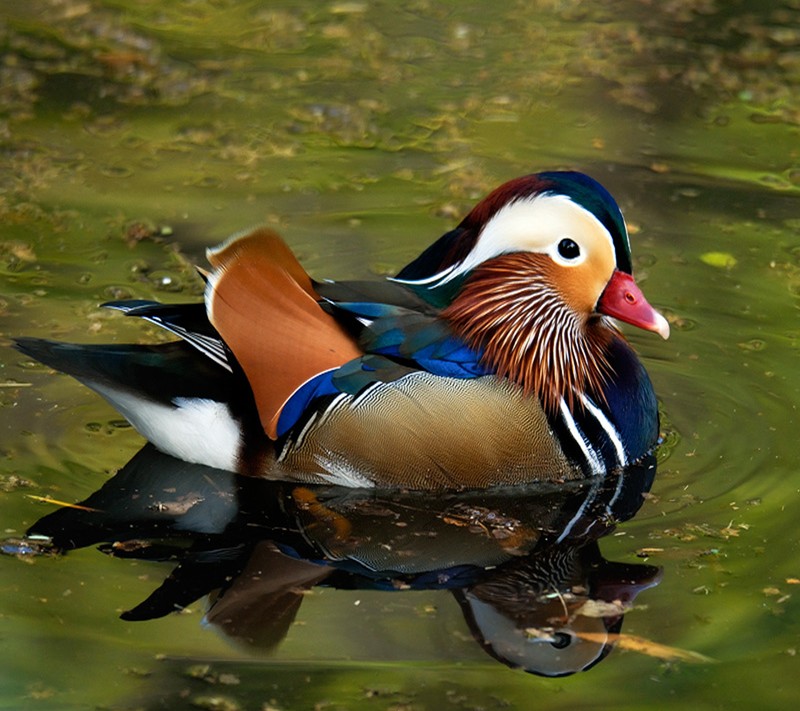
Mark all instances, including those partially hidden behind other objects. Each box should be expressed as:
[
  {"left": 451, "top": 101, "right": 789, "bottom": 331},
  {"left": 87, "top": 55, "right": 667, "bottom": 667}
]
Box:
[{"left": 11, "top": 446, "right": 660, "bottom": 678}]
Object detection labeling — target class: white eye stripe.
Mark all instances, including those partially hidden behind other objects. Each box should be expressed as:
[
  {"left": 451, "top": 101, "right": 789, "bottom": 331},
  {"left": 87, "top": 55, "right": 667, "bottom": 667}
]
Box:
[
  {"left": 443, "top": 194, "right": 615, "bottom": 286},
  {"left": 391, "top": 193, "right": 618, "bottom": 289}
]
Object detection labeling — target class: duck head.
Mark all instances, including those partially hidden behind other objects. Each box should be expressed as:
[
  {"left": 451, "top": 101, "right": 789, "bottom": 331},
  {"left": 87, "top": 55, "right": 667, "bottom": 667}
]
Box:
[{"left": 393, "top": 171, "right": 669, "bottom": 411}]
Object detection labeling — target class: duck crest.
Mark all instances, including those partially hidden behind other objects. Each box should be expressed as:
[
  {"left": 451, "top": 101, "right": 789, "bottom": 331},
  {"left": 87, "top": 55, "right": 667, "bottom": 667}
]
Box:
[
  {"left": 393, "top": 171, "right": 635, "bottom": 314},
  {"left": 441, "top": 252, "right": 614, "bottom": 414},
  {"left": 460, "top": 174, "right": 553, "bottom": 230}
]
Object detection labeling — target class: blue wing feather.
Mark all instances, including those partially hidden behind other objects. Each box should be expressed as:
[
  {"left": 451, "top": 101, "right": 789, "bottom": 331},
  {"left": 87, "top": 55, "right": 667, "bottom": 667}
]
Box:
[{"left": 278, "top": 281, "right": 493, "bottom": 435}]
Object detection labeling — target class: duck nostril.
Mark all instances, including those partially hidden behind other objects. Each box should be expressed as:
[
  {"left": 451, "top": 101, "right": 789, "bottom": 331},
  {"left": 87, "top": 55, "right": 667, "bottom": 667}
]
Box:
[{"left": 624, "top": 291, "right": 636, "bottom": 304}]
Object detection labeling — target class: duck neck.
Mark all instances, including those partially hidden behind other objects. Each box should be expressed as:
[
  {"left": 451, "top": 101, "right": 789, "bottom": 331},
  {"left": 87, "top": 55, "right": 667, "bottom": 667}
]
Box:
[{"left": 441, "top": 254, "right": 613, "bottom": 413}]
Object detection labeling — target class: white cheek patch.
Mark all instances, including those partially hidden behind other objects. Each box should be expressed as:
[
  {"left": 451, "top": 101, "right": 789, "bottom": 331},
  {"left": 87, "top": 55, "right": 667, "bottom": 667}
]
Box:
[{"left": 431, "top": 194, "right": 616, "bottom": 286}]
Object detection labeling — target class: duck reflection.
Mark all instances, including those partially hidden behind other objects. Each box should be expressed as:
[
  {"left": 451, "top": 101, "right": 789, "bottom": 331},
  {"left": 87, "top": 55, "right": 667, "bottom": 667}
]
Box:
[{"left": 25, "top": 446, "right": 661, "bottom": 677}]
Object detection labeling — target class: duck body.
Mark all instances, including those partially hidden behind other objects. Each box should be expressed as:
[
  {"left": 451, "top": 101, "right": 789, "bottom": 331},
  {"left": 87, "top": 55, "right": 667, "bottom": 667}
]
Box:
[{"left": 16, "top": 171, "right": 669, "bottom": 489}]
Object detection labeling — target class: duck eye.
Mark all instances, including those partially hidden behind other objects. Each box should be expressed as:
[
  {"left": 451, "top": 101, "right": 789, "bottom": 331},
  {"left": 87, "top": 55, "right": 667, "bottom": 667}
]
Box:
[{"left": 557, "top": 238, "right": 581, "bottom": 260}]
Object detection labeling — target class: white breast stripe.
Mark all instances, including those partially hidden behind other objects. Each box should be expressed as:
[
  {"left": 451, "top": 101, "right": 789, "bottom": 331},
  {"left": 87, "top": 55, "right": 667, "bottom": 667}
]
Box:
[
  {"left": 579, "top": 393, "right": 627, "bottom": 468},
  {"left": 559, "top": 398, "right": 604, "bottom": 475}
]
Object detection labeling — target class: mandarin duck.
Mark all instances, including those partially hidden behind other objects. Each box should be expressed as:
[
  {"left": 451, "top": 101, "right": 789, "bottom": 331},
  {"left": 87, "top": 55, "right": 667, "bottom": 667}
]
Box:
[{"left": 15, "top": 171, "right": 669, "bottom": 489}]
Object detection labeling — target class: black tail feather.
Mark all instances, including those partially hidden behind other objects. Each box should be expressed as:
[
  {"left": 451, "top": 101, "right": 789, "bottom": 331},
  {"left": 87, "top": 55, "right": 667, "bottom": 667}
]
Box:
[{"left": 13, "top": 337, "right": 232, "bottom": 405}]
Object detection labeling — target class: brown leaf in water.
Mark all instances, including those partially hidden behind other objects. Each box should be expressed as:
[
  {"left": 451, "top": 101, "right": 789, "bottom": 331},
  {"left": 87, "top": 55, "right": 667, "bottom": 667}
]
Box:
[
  {"left": 26, "top": 495, "right": 99, "bottom": 512},
  {"left": 575, "top": 599, "right": 631, "bottom": 617},
  {"left": 575, "top": 632, "right": 715, "bottom": 664}
]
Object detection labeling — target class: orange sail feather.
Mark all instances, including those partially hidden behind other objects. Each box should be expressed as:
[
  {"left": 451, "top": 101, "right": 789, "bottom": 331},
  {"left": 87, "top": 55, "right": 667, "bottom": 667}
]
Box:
[{"left": 206, "top": 228, "right": 363, "bottom": 438}]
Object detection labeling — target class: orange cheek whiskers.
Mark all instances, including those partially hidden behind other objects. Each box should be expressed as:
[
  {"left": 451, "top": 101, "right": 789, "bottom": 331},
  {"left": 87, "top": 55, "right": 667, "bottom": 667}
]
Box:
[{"left": 442, "top": 254, "right": 614, "bottom": 414}]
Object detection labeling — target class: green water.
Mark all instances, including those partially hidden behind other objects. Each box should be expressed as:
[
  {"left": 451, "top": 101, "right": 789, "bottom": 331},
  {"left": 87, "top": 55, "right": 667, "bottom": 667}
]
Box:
[{"left": 2, "top": 0, "right": 800, "bottom": 709}]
